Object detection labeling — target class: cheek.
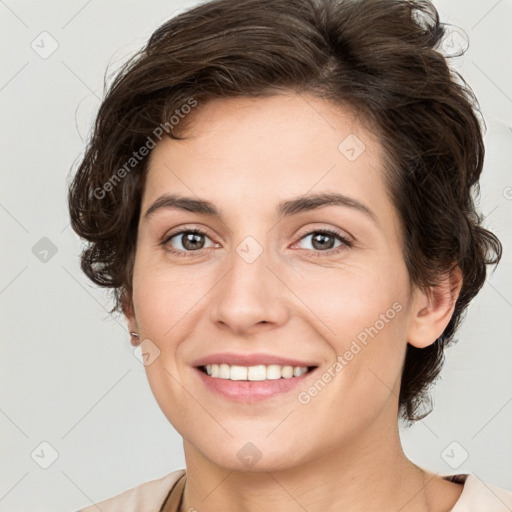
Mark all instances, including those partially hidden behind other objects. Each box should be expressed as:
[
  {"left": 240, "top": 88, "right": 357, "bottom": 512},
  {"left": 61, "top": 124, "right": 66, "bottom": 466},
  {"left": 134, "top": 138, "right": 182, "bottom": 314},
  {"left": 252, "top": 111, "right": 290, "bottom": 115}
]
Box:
[
  {"left": 132, "top": 255, "right": 213, "bottom": 339},
  {"left": 294, "top": 264, "right": 409, "bottom": 403},
  {"left": 293, "top": 261, "right": 406, "bottom": 342}
]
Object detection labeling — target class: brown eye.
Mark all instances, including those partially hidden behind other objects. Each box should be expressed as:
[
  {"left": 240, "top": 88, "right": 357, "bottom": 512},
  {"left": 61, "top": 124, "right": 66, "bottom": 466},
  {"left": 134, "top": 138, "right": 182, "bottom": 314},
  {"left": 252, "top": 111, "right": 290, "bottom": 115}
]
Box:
[
  {"left": 309, "top": 232, "right": 337, "bottom": 250},
  {"left": 295, "top": 229, "right": 352, "bottom": 254},
  {"left": 163, "top": 228, "right": 215, "bottom": 253}
]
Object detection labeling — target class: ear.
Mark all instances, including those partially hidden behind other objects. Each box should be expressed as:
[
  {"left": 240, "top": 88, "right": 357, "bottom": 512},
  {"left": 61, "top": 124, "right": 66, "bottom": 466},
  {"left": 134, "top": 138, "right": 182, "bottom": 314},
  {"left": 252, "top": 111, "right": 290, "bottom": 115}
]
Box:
[
  {"left": 122, "top": 291, "right": 140, "bottom": 345},
  {"left": 407, "top": 265, "right": 463, "bottom": 349}
]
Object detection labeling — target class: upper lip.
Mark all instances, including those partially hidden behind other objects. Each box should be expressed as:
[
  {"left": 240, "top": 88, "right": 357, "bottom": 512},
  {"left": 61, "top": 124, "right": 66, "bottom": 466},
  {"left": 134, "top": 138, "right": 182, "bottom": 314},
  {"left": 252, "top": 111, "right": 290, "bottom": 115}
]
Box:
[{"left": 192, "top": 352, "right": 318, "bottom": 368}]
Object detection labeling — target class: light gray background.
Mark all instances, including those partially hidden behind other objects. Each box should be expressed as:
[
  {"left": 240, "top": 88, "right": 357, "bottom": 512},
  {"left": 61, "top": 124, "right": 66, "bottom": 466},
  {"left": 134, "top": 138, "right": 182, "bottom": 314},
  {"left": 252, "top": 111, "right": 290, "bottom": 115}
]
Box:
[{"left": 1, "top": 1, "right": 511, "bottom": 511}]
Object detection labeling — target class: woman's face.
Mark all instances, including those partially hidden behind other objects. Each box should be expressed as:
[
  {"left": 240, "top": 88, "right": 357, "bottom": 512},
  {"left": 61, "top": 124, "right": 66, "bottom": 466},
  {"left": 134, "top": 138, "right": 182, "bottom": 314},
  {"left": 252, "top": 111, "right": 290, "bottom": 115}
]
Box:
[{"left": 128, "top": 93, "right": 420, "bottom": 471}]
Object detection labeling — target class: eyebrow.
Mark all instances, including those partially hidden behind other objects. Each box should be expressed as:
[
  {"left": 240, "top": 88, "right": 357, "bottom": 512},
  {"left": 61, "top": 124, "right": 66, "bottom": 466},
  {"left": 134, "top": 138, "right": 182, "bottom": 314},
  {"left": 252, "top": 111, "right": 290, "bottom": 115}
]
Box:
[{"left": 144, "top": 192, "right": 377, "bottom": 224}]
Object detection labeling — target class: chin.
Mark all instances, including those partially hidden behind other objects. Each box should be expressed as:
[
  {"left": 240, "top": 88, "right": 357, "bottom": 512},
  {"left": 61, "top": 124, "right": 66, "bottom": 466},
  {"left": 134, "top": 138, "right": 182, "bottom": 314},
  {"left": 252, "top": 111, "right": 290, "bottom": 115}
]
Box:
[{"left": 191, "top": 434, "right": 310, "bottom": 473}]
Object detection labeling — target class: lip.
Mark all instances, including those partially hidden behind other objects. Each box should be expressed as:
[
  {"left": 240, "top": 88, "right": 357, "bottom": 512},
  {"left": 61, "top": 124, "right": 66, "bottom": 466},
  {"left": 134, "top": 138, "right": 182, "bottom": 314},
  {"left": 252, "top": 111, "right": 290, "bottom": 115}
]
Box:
[
  {"left": 191, "top": 353, "right": 319, "bottom": 403},
  {"left": 191, "top": 352, "right": 318, "bottom": 368},
  {"left": 194, "top": 367, "right": 317, "bottom": 403}
]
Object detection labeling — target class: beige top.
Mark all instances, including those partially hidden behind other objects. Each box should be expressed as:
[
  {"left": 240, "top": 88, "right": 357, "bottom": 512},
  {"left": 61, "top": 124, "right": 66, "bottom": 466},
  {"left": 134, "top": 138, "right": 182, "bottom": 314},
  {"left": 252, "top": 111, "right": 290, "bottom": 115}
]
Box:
[{"left": 77, "top": 470, "right": 512, "bottom": 511}]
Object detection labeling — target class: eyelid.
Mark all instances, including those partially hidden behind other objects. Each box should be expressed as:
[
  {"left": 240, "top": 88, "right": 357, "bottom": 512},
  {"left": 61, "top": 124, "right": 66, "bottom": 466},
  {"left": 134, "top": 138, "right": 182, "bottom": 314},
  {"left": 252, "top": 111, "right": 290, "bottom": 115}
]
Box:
[
  {"left": 293, "top": 225, "right": 353, "bottom": 245},
  {"left": 160, "top": 224, "right": 216, "bottom": 243}
]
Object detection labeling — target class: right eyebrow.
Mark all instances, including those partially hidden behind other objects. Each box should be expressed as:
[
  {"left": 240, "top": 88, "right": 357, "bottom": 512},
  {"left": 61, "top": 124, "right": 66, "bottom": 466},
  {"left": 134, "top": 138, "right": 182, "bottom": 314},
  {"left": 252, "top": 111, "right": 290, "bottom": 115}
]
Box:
[{"left": 144, "top": 194, "right": 221, "bottom": 220}]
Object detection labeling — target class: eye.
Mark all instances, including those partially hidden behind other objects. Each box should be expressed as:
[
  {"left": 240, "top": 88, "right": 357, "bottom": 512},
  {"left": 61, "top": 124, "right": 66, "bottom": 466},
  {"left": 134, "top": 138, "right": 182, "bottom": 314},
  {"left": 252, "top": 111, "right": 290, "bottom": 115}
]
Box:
[
  {"left": 293, "top": 228, "right": 352, "bottom": 255},
  {"left": 160, "top": 227, "right": 353, "bottom": 257},
  {"left": 161, "top": 228, "right": 217, "bottom": 255}
]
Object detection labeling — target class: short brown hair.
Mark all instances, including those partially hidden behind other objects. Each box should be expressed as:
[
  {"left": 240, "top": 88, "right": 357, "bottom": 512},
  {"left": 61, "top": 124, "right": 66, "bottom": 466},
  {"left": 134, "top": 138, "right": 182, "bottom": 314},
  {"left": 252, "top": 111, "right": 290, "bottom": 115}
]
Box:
[{"left": 68, "top": 0, "right": 502, "bottom": 423}]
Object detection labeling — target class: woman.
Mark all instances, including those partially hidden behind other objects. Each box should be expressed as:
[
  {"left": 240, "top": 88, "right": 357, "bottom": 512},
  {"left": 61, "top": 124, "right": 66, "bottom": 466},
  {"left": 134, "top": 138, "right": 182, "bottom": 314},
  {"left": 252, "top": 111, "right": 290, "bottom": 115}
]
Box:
[{"left": 69, "top": 0, "right": 512, "bottom": 510}]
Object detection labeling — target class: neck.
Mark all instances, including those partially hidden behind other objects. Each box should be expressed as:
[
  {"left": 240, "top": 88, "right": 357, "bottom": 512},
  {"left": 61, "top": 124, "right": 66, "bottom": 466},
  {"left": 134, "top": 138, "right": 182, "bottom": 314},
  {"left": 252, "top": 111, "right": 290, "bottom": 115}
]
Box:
[{"left": 180, "top": 402, "right": 437, "bottom": 512}]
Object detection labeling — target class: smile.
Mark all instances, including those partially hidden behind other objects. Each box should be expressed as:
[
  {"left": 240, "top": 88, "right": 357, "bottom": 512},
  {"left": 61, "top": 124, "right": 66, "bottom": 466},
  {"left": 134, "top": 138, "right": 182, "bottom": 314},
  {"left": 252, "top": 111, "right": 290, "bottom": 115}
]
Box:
[
  {"left": 195, "top": 363, "right": 318, "bottom": 403},
  {"left": 200, "top": 363, "right": 313, "bottom": 380}
]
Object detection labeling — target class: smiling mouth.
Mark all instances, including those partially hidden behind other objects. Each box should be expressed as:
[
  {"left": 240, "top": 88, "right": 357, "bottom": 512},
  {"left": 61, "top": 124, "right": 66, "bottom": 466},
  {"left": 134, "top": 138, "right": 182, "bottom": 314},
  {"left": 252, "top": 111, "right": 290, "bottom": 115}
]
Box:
[{"left": 198, "top": 364, "right": 317, "bottom": 381}]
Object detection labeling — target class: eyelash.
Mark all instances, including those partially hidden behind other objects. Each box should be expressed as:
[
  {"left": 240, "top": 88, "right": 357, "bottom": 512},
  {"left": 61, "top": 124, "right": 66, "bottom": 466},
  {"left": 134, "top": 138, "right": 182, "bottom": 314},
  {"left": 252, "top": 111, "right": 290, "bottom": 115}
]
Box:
[{"left": 160, "top": 227, "right": 353, "bottom": 257}]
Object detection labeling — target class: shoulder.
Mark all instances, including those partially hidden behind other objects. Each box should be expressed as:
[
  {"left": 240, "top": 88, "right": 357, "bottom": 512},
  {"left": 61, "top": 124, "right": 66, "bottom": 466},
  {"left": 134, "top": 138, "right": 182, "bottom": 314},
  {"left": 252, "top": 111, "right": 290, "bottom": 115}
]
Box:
[
  {"left": 76, "top": 469, "right": 186, "bottom": 512},
  {"left": 450, "top": 473, "right": 512, "bottom": 511}
]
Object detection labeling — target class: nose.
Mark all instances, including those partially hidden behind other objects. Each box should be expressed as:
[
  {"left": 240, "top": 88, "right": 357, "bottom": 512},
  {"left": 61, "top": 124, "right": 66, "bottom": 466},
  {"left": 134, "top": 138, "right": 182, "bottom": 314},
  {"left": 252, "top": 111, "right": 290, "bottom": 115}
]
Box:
[{"left": 210, "top": 242, "right": 290, "bottom": 335}]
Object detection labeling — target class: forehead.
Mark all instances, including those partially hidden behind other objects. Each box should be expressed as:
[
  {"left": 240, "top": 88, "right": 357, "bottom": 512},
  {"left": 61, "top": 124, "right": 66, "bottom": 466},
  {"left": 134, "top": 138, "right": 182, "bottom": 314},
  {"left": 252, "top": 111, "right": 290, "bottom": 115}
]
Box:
[{"left": 143, "top": 93, "right": 394, "bottom": 225}]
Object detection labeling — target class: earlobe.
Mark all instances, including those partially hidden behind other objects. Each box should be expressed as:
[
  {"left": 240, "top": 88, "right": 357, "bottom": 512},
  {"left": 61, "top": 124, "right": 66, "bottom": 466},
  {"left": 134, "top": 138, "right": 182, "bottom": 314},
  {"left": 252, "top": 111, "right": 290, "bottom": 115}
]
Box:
[{"left": 407, "top": 265, "right": 463, "bottom": 349}]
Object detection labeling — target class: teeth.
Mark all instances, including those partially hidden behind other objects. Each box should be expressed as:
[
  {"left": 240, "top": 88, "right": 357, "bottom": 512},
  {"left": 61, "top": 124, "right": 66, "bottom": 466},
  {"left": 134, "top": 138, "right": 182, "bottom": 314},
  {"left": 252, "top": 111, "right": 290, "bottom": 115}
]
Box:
[
  {"left": 230, "top": 365, "right": 247, "bottom": 380},
  {"left": 247, "top": 365, "right": 266, "bottom": 381},
  {"left": 281, "top": 366, "right": 293, "bottom": 379},
  {"left": 204, "top": 364, "right": 309, "bottom": 380},
  {"left": 293, "top": 366, "right": 304, "bottom": 377},
  {"left": 266, "top": 365, "right": 283, "bottom": 380},
  {"left": 219, "top": 363, "right": 230, "bottom": 379}
]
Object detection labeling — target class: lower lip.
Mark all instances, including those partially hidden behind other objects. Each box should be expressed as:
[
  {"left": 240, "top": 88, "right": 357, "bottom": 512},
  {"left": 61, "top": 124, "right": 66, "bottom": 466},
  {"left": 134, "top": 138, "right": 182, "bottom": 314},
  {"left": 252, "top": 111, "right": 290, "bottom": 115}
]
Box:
[{"left": 194, "top": 367, "right": 316, "bottom": 403}]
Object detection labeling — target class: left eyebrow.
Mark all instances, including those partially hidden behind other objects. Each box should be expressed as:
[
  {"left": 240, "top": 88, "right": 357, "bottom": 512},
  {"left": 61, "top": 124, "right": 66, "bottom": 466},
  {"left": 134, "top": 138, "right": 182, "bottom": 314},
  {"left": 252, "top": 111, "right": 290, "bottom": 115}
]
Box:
[
  {"left": 144, "top": 192, "right": 377, "bottom": 225},
  {"left": 277, "top": 192, "right": 377, "bottom": 224}
]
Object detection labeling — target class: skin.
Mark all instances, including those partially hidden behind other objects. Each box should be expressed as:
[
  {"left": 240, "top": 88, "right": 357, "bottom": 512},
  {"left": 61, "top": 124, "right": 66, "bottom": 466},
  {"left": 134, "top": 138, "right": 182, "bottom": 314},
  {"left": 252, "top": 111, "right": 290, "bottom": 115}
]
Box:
[{"left": 125, "top": 93, "right": 464, "bottom": 511}]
